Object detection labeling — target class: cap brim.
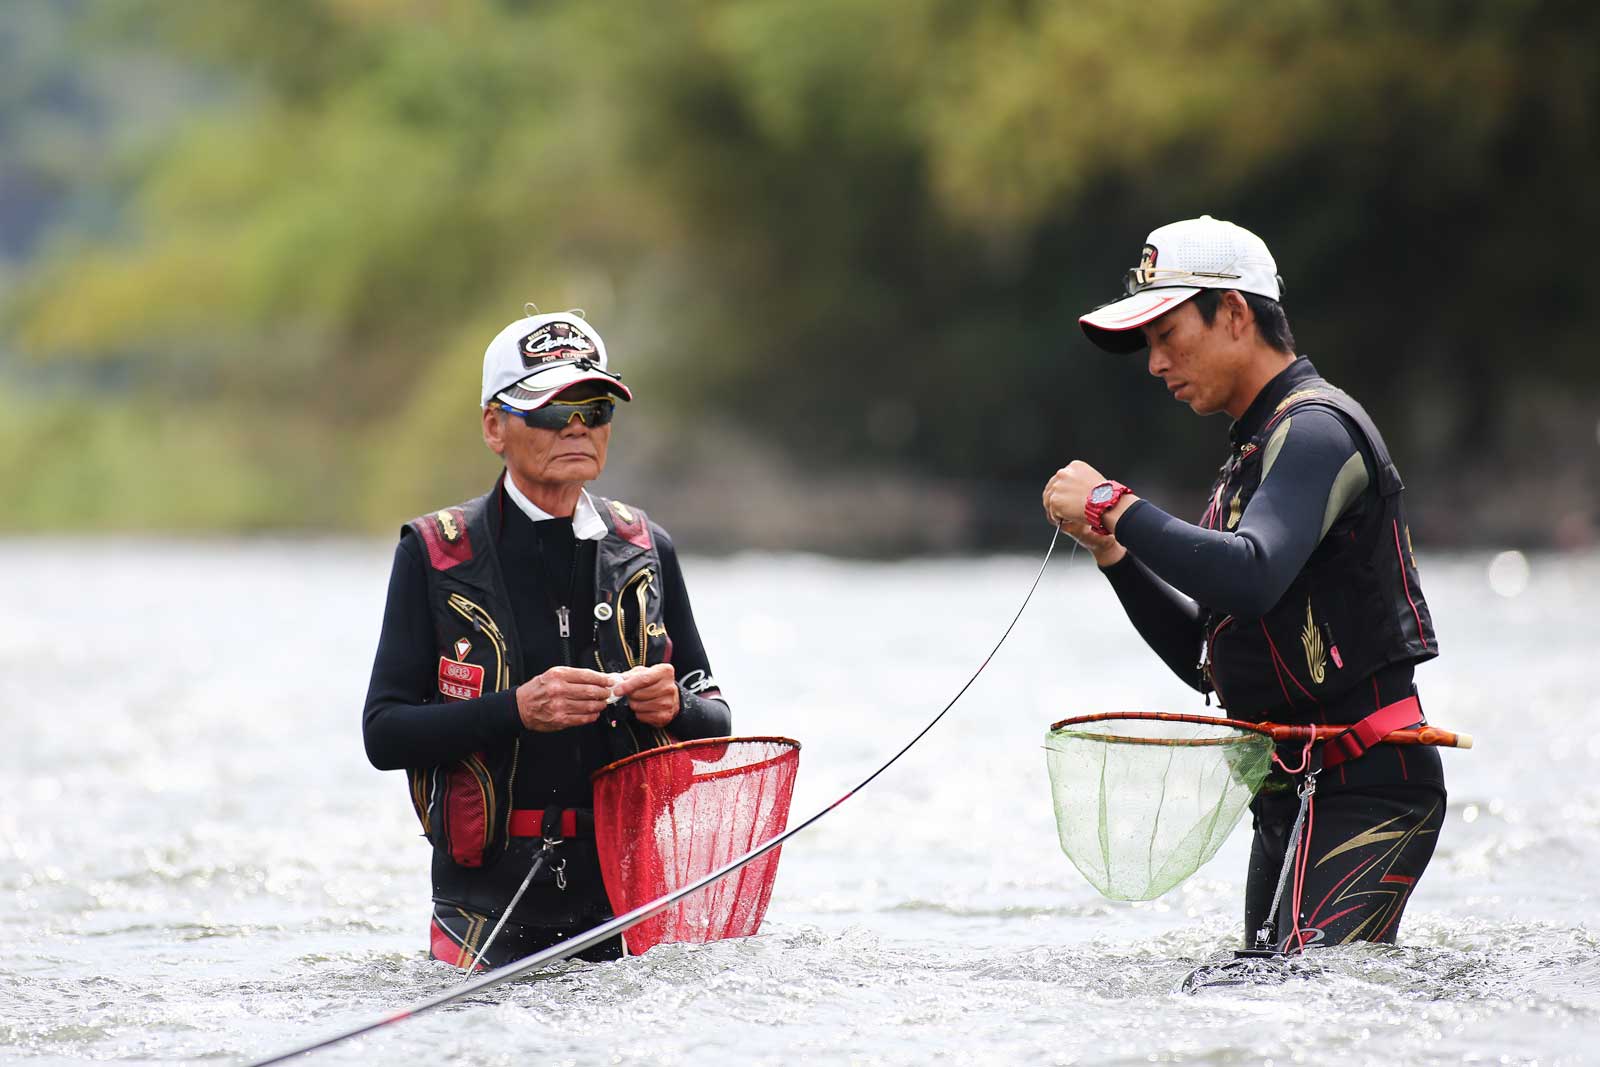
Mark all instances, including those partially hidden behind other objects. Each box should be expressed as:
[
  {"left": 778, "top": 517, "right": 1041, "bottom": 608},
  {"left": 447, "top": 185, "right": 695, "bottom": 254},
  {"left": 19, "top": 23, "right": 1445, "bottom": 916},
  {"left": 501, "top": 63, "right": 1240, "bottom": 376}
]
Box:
[
  {"left": 1078, "top": 287, "right": 1200, "bottom": 353},
  {"left": 495, "top": 368, "right": 633, "bottom": 410}
]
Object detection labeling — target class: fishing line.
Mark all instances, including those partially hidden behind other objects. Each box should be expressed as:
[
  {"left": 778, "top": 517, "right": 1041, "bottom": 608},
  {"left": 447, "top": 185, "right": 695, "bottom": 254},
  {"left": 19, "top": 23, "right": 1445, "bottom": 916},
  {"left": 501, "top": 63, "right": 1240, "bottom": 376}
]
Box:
[{"left": 243, "top": 528, "right": 1066, "bottom": 1066}]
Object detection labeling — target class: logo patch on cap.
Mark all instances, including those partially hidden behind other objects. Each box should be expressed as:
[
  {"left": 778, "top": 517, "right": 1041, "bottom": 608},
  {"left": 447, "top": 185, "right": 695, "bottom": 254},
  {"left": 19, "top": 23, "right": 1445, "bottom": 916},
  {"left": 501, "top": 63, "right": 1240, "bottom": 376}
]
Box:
[
  {"left": 519, "top": 321, "right": 597, "bottom": 370},
  {"left": 1134, "top": 244, "right": 1159, "bottom": 288}
]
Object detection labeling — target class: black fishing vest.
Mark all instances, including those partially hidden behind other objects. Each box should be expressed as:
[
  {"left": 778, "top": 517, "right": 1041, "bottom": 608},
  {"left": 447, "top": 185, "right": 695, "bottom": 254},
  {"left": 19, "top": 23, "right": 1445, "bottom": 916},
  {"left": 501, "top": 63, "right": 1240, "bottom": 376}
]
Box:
[
  {"left": 401, "top": 478, "right": 672, "bottom": 870},
  {"left": 1199, "top": 379, "right": 1437, "bottom": 719}
]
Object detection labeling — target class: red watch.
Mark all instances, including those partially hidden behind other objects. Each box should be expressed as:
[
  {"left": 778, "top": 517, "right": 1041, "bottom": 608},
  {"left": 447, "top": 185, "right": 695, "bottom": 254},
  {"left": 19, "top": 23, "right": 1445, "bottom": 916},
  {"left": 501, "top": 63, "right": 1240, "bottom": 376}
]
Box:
[{"left": 1084, "top": 480, "right": 1132, "bottom": 535}]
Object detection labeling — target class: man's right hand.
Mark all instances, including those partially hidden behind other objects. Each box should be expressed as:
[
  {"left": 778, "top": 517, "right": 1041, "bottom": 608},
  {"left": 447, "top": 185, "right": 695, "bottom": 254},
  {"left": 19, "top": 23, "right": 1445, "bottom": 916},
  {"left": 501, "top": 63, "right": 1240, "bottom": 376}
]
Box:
[{"left": 515, "top": 666, "right": 617, "bottom": 732}]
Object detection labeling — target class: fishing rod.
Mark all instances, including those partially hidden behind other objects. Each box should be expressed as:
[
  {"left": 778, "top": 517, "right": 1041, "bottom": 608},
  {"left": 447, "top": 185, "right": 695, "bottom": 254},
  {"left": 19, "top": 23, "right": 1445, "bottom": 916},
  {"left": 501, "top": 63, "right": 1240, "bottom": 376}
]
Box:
[{"left": 243, "top": 529, "right": 1065, "bottom": 1066}]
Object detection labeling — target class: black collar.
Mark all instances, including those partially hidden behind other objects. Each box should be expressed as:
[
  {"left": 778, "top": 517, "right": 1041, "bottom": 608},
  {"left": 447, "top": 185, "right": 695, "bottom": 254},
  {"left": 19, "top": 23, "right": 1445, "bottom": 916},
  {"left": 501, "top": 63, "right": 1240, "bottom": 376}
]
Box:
[{"left": 1229, "top": 356, "right": 1319, "bottom": 446}]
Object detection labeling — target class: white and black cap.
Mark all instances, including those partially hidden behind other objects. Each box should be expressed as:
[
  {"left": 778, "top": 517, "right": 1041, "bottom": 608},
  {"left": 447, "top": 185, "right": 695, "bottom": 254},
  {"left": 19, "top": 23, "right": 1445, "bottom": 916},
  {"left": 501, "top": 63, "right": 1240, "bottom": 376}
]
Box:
[
  {"left": 480, "top": 310, "right": 633, "bottom": 410},
  {"left": 1079, "top": 216, "right": 1283, "bottom": 353}
]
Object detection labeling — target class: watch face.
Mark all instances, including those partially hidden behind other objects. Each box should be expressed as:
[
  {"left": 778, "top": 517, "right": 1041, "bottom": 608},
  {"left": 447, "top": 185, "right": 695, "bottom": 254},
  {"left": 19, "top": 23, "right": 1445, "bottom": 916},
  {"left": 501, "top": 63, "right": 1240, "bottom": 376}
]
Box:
[{"left": 1089, "top": 484, "right": 1115, "bottom": 505}]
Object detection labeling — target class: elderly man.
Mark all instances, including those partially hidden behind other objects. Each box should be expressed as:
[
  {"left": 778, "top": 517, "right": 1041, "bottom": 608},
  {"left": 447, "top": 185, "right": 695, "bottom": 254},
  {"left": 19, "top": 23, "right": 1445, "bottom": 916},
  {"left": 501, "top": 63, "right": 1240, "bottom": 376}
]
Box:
[
  {"left": 363, "top": 310, "right": 730, "bottom": 968},
  {"left": 1043, "top": 217, "right": 1445, "bottom": 952}
]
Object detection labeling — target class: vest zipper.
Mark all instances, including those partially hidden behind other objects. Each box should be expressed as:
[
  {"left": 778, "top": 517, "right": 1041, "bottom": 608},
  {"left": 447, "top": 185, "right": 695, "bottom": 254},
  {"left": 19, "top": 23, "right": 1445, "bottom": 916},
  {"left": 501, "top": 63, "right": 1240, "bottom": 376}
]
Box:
[
  {"left": 614, "top": 566, "right": 656, "bottom": 669},
  {"left": 445, "top": 594, "right": 511, "bottom": 689}
]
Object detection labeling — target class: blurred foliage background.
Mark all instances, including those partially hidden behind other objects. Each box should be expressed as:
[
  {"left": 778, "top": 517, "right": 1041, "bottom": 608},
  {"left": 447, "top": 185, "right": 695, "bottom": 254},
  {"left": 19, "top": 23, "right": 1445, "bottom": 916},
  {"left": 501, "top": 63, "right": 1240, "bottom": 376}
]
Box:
[{"left": 2, "top": 0, "right": 1596, "bottom": 552}]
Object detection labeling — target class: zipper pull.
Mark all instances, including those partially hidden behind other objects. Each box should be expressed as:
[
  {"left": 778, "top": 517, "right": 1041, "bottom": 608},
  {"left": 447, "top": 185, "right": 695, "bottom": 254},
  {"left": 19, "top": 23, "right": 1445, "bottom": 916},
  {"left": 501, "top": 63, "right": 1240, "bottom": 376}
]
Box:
[{"left": 556, "top": 606, "right": 571, "bottom": 639}]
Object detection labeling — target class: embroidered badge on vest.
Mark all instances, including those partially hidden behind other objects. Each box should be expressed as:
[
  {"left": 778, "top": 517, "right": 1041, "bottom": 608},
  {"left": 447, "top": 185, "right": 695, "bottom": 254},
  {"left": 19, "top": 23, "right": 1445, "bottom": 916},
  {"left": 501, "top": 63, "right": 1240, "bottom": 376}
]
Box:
[
  {"left": 1226, "top": 489, "right": 1244, "bottom": 531},
  {"left": 417, "top": 507, "right": 474, "bottom": 571},
  {"left": 1301, "top": 598, "right": 1327, "bottom": 685},
  {"left": 438, "top": 654, "right": 485, "bottom": 701},
  {"left": 607, "top": 499, "right": 653, "bottom": 550}
]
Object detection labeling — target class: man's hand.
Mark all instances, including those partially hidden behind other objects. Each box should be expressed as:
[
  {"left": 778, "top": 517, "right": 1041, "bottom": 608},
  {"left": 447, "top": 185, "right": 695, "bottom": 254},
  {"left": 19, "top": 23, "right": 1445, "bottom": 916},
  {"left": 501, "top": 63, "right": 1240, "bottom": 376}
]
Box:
[
  {"left": 1043, "top": 460, "right": 1131, "bottom": 566},
  {"left": 515, "top": 665, "right": 615, "bottom": 732},
  {"left": 612, "top": 663, "right": 680, "bottom": 727}
]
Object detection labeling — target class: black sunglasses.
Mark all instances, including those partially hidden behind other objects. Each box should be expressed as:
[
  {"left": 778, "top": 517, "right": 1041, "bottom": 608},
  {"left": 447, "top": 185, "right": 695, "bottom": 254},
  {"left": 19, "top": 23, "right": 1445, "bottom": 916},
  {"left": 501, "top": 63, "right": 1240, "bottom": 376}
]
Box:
[{"left": 498, "top": 395, "right": 617, "bottom": 431}]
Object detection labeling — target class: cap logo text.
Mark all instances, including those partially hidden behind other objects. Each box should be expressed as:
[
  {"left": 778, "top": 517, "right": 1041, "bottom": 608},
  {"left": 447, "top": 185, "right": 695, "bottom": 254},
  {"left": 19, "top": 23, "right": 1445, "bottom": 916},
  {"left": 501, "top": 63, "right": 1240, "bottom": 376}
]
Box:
[{"left": 519, "top": 321, "right": 597, "bottom": 370}]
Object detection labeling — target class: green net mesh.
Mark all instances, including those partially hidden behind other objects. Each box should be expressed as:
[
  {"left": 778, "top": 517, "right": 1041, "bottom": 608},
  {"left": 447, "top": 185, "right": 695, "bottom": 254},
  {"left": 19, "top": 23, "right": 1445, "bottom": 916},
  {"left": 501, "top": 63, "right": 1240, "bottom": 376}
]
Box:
[{"left": 1044, "top": 716, "right": 1275, "bottom": 901}]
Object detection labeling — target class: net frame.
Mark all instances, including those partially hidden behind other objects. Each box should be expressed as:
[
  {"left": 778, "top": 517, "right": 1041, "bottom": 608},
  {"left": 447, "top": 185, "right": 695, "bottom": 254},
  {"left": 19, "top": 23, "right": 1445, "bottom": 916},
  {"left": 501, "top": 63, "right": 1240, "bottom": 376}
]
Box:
[
  {"left": 1050, "top": 711, "right": 1470, "bottom": 749},
  {"left": 590, "top": 734, "right": 802, "bottom": 782},
  {"left": 1050, "top": 711, "right": 1276, "bottom": 740}
]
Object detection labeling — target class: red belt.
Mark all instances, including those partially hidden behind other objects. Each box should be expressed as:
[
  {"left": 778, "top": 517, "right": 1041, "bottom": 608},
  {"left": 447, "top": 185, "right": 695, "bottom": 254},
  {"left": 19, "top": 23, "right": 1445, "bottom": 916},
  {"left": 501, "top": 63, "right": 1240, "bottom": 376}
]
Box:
[
  {"left": 508, "top": 808, "right": 588, "bottom": 839},
  {"left": 1322, "top": 695, "right": 1423, "bottom": 768}
]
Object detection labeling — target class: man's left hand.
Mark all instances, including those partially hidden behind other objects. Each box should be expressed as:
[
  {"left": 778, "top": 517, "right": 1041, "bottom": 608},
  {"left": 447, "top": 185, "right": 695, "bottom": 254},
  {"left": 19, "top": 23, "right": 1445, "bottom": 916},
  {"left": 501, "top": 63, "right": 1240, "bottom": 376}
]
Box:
[{"left": 613, "top": 663, "right": 679, "bottom": 726}]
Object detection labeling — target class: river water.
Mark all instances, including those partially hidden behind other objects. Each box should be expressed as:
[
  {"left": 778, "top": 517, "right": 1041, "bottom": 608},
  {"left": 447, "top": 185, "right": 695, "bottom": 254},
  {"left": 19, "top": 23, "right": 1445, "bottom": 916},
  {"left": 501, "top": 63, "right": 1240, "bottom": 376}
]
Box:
[{"left": 2, "top": 539, "right": 1596, "bottom": 1065}]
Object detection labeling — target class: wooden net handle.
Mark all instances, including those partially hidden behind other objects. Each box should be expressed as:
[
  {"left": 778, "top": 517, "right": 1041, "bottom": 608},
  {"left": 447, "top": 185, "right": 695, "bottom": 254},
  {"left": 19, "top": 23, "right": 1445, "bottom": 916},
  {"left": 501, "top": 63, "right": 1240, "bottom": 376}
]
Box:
[{"left": 1264, "top": 724, "right": 1474, "bottom": 749}]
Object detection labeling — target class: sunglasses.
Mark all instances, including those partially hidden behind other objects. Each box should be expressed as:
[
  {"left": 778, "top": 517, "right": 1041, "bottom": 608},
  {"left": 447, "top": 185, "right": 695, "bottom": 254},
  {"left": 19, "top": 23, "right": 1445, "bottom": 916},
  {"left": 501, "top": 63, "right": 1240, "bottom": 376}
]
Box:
[
  {"left": 1123, "top": 267, "right": 1243, "bottom": 296},
  {"left": 497, "top": 395, "right": 617, "bottom": 431}
]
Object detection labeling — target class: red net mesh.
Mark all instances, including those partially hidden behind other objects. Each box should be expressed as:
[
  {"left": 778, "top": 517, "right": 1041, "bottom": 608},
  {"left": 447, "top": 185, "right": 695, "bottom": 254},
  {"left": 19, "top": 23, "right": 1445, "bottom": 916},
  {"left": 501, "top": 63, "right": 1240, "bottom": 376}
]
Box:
[{"left": 592, "top": 737, "right": 800, "bottom": 955}]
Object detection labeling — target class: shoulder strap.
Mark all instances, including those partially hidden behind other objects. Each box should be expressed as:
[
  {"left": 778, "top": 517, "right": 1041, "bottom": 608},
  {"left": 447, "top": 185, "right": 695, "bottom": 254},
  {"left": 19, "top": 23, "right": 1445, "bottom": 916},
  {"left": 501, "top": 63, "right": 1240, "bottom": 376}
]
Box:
[
  {"left": 405, "top": 488, "right": 495, "bottom": 572},
  {"left": 1268, "top": 387, "right": 1404, "bottom": 498}
]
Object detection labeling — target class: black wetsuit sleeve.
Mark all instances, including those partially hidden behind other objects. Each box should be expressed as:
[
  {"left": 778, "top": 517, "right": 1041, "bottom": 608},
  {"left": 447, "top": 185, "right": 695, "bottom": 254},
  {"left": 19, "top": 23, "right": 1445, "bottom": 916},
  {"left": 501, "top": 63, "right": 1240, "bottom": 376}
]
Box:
[
  {"left": 656, "top": 528, "right": 732, "bottom": 739},
  {"left": 362, "top": 536, "right": 522, "bottom": 771},
  {"left": 1114, "top": 409, "right": 1368, "bottom": 619},
  {"left": 1100, "top": 555, "right": 1207, "bottom": 690}
]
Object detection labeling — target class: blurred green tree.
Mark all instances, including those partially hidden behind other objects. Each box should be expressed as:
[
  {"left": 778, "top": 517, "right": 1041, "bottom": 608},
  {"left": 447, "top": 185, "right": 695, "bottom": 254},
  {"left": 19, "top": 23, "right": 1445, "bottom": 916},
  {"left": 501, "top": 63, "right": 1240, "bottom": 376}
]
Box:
[{"left": 4, "top": 0, "right": 1595, "bottom": 544}]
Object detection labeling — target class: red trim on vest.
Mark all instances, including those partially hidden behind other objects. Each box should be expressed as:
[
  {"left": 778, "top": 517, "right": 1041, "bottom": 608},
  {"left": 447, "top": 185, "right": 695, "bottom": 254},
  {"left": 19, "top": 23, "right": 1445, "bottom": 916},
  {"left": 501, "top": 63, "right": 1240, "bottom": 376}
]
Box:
[
  {"left": 509, "top": 808, "right": 579, "bottom": 838},
  {"left": 1322, "top": 695, "right": 1422, "bottom": 768},
  {"left": 417, "top": 508, "right": 474, "bottom": 571},
  {"left": 1393, "top": 520, "right": 1429, "bottom": 651},
  {"left": 606, "top": 500, "right": 653, "bottom": 550}
]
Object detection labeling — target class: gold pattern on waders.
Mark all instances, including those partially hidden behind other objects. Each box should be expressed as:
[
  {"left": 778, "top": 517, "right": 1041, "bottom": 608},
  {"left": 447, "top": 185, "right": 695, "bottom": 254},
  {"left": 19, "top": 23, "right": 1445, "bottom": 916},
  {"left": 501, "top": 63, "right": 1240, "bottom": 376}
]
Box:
[
  {"left": 457, "top": 907, "right": 487, "bottom": 969},
  {"left": 1301, "top": 598, "right": 1327, "bottom": 684},
  {"left": 436, "top": 509, "right": 462, "bottom": 542},
  {"left": 1406, "top": 524, "right": 1418, "bottom": 569},
  {"left": 645, "top": 622, "right": 667, "bottom": 638},
  {"left": 1226, "top": 488, "right": 1244, "bottom": 531}
]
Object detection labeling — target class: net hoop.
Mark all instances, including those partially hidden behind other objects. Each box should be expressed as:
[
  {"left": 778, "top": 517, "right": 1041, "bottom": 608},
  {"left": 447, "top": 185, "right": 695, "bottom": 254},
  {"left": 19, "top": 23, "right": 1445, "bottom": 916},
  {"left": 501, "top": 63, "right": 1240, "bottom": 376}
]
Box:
[
  {"left": 1049, "top": 712, "right": 1471, "bottom": 750},
  {"left": 590, "top": 735, "right": 802, "bottom": 782},
  {"left": 1049, "top": 711, "right": 1274, "bottom": 738}
]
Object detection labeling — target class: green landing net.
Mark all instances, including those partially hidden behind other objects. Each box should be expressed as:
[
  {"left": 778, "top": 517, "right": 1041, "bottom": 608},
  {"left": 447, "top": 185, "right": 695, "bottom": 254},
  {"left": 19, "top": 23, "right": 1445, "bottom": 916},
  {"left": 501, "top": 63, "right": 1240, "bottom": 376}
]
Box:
[{"left": 1044, "top": 714, "right": 1275, "bottom": 901}]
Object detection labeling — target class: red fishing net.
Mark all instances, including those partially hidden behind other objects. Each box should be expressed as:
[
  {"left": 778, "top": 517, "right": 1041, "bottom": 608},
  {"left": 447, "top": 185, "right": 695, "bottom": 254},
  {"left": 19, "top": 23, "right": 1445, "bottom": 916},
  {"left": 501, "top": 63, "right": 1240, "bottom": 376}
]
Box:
[{"left": 592, "top": 736, "right": 800, "bottom": 955}]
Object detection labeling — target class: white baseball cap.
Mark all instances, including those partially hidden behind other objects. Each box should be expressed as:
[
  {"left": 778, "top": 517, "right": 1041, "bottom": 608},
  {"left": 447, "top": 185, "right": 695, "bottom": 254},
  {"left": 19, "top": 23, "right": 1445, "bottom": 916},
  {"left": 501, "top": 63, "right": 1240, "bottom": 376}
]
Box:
[
  {"left": 1079, "top": 216, "right": 1283, "bottom": 353},
  {"left": 480, "top": 310, "right": 634, "bottom": 410}
]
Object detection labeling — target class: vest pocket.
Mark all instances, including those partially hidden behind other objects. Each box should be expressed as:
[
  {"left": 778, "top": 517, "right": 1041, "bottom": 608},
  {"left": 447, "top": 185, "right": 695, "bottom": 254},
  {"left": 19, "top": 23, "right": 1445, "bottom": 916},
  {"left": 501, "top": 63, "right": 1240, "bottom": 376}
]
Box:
[{"left": 442, "top": 753, "right": 497, "bottom": 868}]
